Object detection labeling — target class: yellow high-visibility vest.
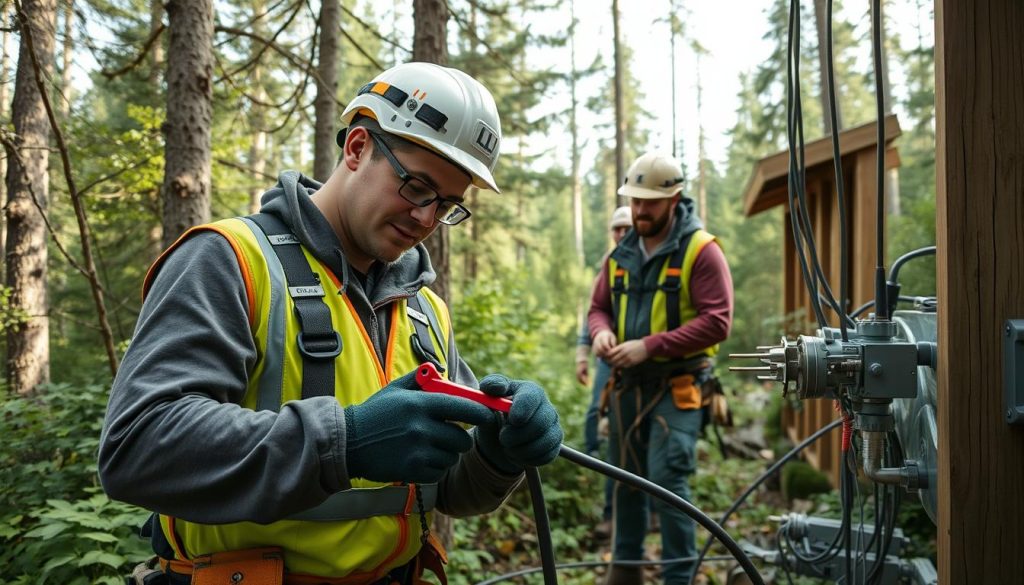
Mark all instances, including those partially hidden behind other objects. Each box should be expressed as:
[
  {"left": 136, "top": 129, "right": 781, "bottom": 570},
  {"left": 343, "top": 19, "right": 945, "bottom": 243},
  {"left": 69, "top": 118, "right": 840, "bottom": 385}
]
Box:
[
  {"left": 607, "top": 229, "right": 720, "bottom": 359},
  {"left": 143, "top": 217, "right": 452, "bottom": 580}
]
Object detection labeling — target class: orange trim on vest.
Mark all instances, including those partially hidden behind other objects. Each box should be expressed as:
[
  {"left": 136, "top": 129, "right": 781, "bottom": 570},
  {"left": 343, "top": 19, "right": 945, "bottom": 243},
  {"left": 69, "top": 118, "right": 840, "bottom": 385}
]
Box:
[
  {"left": 384, "top": 303, "right": 401, "bottom": 376},
  {"left": 664, "top": 268, "right": 682, "bottom": 277},
  {"left": 341, "top": 293, "right": 388, "bottom": 387},
  {"left": 166, "top": 516, "right": 188, "bottom": 560},
  {"left": 143, "top": 225, "right": 257, "bottom": 327}
]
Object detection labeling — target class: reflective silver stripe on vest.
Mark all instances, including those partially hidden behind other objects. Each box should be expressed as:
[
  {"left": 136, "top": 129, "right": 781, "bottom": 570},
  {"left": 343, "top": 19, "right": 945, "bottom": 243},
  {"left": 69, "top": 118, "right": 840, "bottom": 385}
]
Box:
[
  {"left": 288, "top": 484, "right": 438, "bottom": 522},
  {"left": 241, "top": 217, "right": 287, "bottom": 413}
]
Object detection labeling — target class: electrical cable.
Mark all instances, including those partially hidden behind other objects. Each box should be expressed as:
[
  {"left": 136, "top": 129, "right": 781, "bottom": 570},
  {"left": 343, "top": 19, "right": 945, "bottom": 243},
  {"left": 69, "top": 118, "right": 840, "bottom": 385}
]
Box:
[
  {"left": 871, "top": 0, "right": 888, "bottom": 320},
  {"left": 687, "top": 418, "right": 843, "bottom": 585},
  {"left": 558, "top": 445, "right": 766, "bottom": 585},
  {"left": 889, "top": 245, "right": 936, "bottom": 283},
  {"left": 473, "top": 556, "right": 736, "bottom": 585},
  {"left": 785, "top": 0, "right": 829, "bottom": 330},
  {"left": 825, "top": 0, "right": 851, "bottom": 342},
  {"left": 525, "top": 467, "right": 558, "bottom": 585},
  {"left": 849, "top": 295, "right": 929, "bottom": 319}
]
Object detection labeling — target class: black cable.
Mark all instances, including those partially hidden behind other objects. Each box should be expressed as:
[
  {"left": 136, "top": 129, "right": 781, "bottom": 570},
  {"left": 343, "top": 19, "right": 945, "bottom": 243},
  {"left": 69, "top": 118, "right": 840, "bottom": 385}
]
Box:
[
  {"left": 525, "top": 467, "right": 558, "bottom": 585},
  {"left": 849, "top": 295, "right": 928, "bottom": 319},
  {"left": 687, "top": 418, "right": 844, "bottom": 585},
  {"left": 871, "top": 0, "right": 888, "bottom": 320},
  {"left": 558, "top": 445, "right": 766, "bottom": 585},
  {"left": 776, "top": 526, "right": 797, "bottom": 585},
  {"left": 785, "top": 0, "right": 828, "bottom": 330},
  {"left": 473, "top": 556, "right": 736, "bottom": 585},
  {"left": 825, "top": 0, "right": 850, "bottom": 341},
  {"left": 888, "top": 245, "right": 936, "bottom": 283}
]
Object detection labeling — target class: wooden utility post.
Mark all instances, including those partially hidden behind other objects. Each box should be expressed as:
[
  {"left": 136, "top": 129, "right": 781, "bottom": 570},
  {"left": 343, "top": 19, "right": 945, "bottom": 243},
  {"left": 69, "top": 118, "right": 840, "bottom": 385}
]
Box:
[{"left": 935, "top": 0, "right": 1024, "bottom": 582}]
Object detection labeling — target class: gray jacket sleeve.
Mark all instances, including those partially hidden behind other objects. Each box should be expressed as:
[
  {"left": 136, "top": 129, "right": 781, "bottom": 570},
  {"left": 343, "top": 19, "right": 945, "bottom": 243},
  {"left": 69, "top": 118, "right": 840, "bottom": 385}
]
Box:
[{"left": 98, "top": 233, "right": 351, "bottom": 524}]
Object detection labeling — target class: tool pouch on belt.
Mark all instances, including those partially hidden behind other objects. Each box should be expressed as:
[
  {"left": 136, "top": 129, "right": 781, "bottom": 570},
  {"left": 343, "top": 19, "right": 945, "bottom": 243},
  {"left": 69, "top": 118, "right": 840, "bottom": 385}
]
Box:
[
  {"left": 414, "top": 533, "right": 449, "bottom": 585},
  {"left": 190, "top": 547, "right": 284, "bottom": 585},
  {"left": 700, "top": 376, "right": 733, "bottom": 428},
  {"left": 668, "top": 373, "right": 702, "bottom": 410}
]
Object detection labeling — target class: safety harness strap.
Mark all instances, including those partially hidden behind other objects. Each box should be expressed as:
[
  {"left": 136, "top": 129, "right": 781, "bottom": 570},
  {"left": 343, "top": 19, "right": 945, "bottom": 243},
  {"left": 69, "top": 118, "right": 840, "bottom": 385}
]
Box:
[
  {"left": 289, "top": 483, "right": 438, "bottom": 522},
  {"left": 661, "top": 237, "right": 690, "bottom": 332},
  {"left": 250, "top": 213, "right": 341, "bottom": 400},
  {"left": 407, "top": 291, "right": 447, "bottom": 372}
]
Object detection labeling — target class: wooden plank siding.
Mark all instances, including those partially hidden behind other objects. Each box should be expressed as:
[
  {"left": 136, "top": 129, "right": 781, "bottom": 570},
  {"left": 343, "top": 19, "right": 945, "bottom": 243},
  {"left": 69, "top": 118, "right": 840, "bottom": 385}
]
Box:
[{"left": 935, "top": 0, "right": 1024, "bottom": 581}]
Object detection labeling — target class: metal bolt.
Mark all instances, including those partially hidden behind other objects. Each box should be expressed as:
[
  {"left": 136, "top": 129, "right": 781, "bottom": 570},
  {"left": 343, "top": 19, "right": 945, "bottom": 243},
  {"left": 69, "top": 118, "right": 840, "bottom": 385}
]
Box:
[
  {"left": 231, "top": 572, "right": 244, "bottom": 583},
  {"left": 869, "top": 363, "right": 883, "bottom": 377}
]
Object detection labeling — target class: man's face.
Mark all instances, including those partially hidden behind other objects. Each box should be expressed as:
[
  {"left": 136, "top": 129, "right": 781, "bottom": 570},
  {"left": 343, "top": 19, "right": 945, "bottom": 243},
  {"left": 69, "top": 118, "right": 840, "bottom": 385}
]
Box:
[
  {"left": 611, "top": 225, "right": 630, "bottom": 243},
  {"left": 630, "top": 195, "right": 678, "bottom": 238},
  {"left": 340, "top": 128, "right": 471, "bottom": 266}
]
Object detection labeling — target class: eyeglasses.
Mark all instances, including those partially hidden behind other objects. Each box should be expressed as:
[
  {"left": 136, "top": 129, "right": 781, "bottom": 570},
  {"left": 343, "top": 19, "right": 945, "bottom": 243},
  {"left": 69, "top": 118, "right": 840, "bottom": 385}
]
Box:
[{"left": 369, "top": 132, "right": 472, "bottom": 226}]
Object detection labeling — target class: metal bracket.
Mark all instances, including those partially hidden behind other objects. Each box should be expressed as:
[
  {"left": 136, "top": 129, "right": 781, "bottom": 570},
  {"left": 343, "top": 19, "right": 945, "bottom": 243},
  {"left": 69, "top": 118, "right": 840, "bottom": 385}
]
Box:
[{"left": 1004, "top": 320, "right": 1024, "bottom": 425}]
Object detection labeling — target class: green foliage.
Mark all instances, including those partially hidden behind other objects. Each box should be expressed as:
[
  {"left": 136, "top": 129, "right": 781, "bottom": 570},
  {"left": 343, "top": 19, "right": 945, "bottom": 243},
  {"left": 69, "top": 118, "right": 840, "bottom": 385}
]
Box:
[
  {"left": 0, "top": 384, "right": 150, "bottom": 581},
  {"left": 0, "top": 286, "right": 29, "bottom": 334},
  {"left": 780, "top": 461, "right": 833, "bottom": 501}
]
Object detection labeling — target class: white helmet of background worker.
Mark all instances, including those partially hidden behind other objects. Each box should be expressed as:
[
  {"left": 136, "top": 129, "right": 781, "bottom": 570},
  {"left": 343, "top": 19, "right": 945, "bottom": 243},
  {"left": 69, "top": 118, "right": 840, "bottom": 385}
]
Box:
[
  {"left": 340, "top": 62, "right": 503, "bottom": 192},
  {"left": 616, "top": 151, "right": 685, "bottom": 199},
  {"left": 609, "top": 205, "right": 633, "bottom": 229}
]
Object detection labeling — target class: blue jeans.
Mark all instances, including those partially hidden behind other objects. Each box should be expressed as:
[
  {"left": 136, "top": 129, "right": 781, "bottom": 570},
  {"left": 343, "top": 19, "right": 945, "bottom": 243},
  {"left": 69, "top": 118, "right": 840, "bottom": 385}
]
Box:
[
  {"left": 584, "top": 359, "right": 614, "bottom": 521},
  {"left": 607, "top": 377, "right": 702, "bottom": 585}
]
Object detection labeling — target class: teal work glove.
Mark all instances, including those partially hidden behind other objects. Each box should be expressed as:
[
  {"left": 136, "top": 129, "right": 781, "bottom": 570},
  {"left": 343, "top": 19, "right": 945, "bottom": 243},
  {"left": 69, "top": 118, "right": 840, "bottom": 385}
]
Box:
[
  {"left": 474, "top": 375, "right": 564, "bottom": 473},
  {"left": 345, "top": 372, "right": 494, "bottom": 484}
]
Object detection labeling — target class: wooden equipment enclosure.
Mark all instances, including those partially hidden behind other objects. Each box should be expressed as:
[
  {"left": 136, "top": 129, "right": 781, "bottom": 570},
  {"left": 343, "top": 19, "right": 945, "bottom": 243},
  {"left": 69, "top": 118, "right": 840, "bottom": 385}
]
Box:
[
  {"left": 936, "top": 0, "right": 1024, "bottom": 582},
  {"left": 741, "top": 115, "right": 902, "bottom": 485}
]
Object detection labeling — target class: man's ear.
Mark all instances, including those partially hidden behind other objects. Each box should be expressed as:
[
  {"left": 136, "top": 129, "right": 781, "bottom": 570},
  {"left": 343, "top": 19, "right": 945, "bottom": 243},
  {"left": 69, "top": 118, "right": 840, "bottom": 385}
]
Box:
[{"left": 342, "top": 126, "right": 371, "bottom": 171}]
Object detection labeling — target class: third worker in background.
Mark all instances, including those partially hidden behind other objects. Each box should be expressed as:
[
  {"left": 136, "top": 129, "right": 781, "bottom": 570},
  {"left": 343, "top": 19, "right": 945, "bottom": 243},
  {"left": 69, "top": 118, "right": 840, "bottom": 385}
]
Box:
[{"left": 588, "top": 152, "right": 734, "bottom": 585}]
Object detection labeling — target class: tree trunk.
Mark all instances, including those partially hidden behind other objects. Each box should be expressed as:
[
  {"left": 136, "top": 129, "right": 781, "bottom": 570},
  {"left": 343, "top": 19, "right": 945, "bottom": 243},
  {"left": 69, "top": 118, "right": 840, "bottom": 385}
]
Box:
[
  {"left": 412, "top": 0, "right": 449, "bottom": 301},
  {"left": 146, "top": 0, "right": 165, "bottom": 258},
  {"left": 612, "top": 0, "right": 626, "bottom": 207},
  {"left": 695, "top": 47, "right": 707, "bottom": 226},
  {"left": 150, "top": 0, "right": 163, "bottom": 85},
  {"left": 161, "top": 0, "right": 213, "bottom": 248},
  {"left": 249, "top": 0, "right": 268, "bottom": 214},
  {"left": 1, "top": 2, "right": 13, "bottom": 266},
  {"left": 870, "top": 0, "right": 900, "bottom": 216},
  {"left": 313, "top": 0, "right": 339, "bottom": 182},
  {"left": 570, "top": 0, "right": 584, "bottom": 268},
  {"left": 5, "top": 0, "right": 57, "bottom": 394},
  {"left": 59, "top": 1, "right": 72, "bottom": 119}
]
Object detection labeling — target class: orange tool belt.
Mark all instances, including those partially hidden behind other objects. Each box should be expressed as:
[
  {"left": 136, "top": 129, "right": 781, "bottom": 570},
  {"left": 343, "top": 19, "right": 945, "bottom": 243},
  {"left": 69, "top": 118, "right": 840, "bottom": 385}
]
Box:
[{"left": 158, "top": 535, "right": 448, "bottom": 585}]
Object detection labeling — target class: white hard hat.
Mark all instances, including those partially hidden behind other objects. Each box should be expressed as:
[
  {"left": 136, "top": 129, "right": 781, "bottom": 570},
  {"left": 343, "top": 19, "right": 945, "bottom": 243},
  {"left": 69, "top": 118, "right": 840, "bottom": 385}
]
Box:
[
  {"left": 617, "top": 152, "right": 685, "bottom": 199},
  {"left": 341, "top": 62, "right": 502, "bottom": 192},
  {"left": 609, "top": 206, "right": 633, "bottom": 229}
]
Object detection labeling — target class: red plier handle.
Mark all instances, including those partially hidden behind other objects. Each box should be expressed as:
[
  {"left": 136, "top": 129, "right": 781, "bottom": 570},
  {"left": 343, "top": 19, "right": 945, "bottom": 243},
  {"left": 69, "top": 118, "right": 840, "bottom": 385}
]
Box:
[{"left": 416, "top": 362, "right": 513, "bottom": 414}]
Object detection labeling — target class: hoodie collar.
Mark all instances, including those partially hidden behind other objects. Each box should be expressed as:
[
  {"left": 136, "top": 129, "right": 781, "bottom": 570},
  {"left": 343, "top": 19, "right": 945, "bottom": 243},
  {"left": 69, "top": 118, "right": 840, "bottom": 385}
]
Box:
[{"left": 257, "top": 170, "right": 437, "bottom": 305}]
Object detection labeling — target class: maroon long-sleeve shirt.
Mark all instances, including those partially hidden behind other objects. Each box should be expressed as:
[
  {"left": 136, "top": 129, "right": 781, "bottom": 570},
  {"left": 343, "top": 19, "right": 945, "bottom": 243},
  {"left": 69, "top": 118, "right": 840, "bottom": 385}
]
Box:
[{"left": 588, "top": 241, "right": 734, "bottom": 358}]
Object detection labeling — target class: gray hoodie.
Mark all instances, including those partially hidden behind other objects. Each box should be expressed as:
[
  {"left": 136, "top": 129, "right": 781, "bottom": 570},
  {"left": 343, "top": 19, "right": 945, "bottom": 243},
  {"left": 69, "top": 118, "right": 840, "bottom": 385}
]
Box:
[{"left": 98, "top": 171, "right": 520, "bottom": 525}]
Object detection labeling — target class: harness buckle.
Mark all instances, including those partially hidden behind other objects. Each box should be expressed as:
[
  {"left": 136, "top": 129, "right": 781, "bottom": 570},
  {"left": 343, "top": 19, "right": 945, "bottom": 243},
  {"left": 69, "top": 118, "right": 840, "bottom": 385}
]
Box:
[
  {"left": 411, "top": 334, "right": 446, "bottom": 373},
  {"left": 296, "top": 331, "right": 342, "bottom": 360},
  {"left": 660, "top": 281, "right": 682, "bottom": 292}
]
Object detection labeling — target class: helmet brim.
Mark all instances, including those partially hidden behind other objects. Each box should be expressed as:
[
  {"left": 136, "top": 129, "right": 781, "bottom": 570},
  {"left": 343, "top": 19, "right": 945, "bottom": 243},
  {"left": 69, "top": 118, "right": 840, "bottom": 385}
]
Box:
[{"left": 616, "top": 184, "right": 681, "bottom": 199}]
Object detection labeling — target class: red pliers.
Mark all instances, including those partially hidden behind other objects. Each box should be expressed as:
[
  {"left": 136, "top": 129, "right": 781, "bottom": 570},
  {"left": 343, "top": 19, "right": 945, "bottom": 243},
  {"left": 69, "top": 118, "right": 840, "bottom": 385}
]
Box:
[{"left": 416, "top": 362, "right": 513, "bottom": 414}]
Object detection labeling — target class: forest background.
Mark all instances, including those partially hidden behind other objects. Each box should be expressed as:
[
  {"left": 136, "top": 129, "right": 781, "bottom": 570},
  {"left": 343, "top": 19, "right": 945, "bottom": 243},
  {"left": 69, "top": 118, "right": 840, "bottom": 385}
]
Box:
[{"left": 0, "top": 0, "right": 937, "bottom": 582}]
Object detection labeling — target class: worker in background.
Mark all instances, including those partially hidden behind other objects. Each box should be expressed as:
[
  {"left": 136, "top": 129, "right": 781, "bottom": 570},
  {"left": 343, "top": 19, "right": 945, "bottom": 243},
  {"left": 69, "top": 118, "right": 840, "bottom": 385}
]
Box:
[
  {"left": 589, "top": 152, "right": 733, "bottom": 585},
  {"left": 100, "top": 62, "right": 563, "bottom": 585},
  {"left": 575, "top": 205, "right": 633, "bottom": 540}
]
